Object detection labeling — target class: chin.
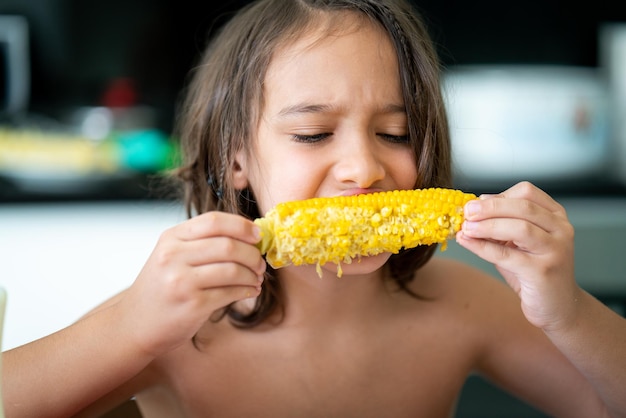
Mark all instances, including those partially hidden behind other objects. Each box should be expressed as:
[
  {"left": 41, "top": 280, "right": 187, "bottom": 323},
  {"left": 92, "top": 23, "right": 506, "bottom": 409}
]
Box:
[{"left": 320, "top": 252, "right": 392, "bottom": 277}]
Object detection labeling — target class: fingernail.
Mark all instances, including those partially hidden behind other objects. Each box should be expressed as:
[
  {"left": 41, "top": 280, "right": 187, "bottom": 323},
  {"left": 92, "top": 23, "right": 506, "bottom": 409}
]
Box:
[
  {"left": 463, "top": 220, "right": 477, "bottom": 231},
  {"left": 465, "top": 200, "right": 480, "bottom": 218},
  {"left": 253, "top": 225, "right": 262, "bottom": 240}
]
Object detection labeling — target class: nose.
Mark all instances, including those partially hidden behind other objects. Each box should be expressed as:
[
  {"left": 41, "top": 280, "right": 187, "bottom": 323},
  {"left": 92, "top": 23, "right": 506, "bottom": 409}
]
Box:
[{"left": 334, "top": 133, "right": 386, "bottom": 188}]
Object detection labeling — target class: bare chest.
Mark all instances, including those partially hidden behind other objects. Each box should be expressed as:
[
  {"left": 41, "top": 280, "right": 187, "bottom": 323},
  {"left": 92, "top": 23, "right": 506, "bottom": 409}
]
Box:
[{"left": 137, "top": 318, "right": 477, "bottom": 418}]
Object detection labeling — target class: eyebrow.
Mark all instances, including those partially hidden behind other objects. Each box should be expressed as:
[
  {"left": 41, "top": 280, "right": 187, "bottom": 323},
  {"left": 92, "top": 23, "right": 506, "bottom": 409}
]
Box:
[
  {"left": 276, "top": 102, "right": 406, "bottom": 118},
  {"left": 277, "top": 103, "right": 332, "bottom": 118}
]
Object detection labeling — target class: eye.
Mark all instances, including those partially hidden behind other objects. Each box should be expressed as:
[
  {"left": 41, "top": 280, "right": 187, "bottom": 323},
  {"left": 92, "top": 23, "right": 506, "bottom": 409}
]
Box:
[
  {"left": 291, "top": 133, "right": 331, "bottom": 143},
  {"left": 379, "top": 133, "right": 409, "bottom": 144}
]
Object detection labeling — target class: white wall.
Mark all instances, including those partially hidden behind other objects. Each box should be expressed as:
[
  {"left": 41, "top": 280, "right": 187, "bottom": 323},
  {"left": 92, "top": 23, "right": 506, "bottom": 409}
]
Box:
[{"left": 0, "top": 201, "right": 185, "bottom": 350}]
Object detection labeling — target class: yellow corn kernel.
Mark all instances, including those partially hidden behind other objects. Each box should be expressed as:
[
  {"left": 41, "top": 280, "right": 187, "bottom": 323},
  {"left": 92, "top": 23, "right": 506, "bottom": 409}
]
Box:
[{"left": 254, "top": 188, "right": 477, "bottom": 276}]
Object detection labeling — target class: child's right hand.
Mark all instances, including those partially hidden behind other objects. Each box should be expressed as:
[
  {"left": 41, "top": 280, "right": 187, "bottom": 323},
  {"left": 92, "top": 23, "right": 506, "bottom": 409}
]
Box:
[{"left": 115, "top": 211, "right": 266, "bottom": 357}]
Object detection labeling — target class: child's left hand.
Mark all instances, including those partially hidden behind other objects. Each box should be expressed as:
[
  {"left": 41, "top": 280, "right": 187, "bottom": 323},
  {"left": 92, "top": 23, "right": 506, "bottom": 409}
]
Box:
[{"left": 456, "top": 181, "right": 582, "bottom": 331}]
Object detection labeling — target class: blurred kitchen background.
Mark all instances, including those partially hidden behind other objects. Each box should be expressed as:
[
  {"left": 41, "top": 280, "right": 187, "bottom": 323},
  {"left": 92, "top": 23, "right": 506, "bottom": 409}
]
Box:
[
  {"left": 1, "top": 0, "right": 626, "bottom": 199},
  {"left": 1, "top": 1, "right": 625, "bottom": 416}
]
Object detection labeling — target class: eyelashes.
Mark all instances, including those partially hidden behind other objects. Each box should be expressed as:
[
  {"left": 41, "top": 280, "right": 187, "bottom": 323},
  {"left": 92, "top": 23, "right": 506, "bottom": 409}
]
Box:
[
  {"left": 379, "top": 133, "right": 409, "bottom": 144},
  {"left": 291, "top": 133, "right": 409, "bottom": 144},
  {"left": 291, "top": 133, "right": 330, "bottom": 143}
]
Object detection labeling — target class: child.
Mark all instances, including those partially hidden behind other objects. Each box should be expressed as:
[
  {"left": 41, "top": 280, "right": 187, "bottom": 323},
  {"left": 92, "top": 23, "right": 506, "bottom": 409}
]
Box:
[{"left": 4, "top": 0, "right": 626, "bottom": 416}]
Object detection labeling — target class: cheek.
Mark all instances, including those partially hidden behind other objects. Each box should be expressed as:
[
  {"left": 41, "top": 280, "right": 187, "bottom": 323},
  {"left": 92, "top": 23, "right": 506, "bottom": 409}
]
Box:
[
  {"left": 246, "top": 151, "right": 322, "bottom": 214},
  {"left": 387, "top": 151, "right": 418, "bottom": 189},
  {"left": 267, "top": 160, "right": 322, "bottom": 202}
]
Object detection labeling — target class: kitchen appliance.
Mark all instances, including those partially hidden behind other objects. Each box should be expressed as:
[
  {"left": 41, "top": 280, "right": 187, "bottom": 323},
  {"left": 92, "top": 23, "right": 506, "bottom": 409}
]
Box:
[
  {"left": 0, "top": 15, "right": 29, "bottom": 117},
  {"left": 443, "top": 65, "right": 610, "bottom": 191},
  {"left": 600, "top": 23, "right": 626, "bottom": 187}
]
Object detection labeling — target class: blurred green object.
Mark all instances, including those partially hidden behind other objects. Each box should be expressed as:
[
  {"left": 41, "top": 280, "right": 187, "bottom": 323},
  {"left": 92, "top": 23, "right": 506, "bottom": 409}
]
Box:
[
  {"left": 112, "top": 129, "right": 179, "bottom": 173},
  {"left": 0, "top": 126, "right": 181, "bottom": 197},
  {"left": 0, "top": 126, "right": 180, "bottom": 176}
]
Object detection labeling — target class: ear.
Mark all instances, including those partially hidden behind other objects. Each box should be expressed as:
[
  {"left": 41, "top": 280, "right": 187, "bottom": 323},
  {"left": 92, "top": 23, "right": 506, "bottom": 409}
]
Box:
[{"left": 231, "top": 148, "right": 249, "bottom": 190}]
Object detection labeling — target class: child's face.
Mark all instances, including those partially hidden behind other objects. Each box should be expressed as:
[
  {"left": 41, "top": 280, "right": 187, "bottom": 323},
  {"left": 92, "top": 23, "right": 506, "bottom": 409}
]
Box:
[{"left": 238, "top": 16, "right": 418, "bottom": 216}]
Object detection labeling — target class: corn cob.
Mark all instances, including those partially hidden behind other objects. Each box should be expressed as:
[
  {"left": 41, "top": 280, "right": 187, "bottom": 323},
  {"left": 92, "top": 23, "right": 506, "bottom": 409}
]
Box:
[{"left": 254, "top": 188, "right": 477, "bottom": 277}]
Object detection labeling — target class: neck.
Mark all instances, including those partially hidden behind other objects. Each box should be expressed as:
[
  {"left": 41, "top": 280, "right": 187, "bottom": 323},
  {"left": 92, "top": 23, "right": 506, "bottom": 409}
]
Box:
[{"left": 275, "top": 262, "right": 396, "bottom": 327}]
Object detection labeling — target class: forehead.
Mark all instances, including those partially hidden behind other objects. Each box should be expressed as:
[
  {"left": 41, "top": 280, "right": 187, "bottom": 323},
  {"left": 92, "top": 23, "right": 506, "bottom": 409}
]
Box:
[
  {"left": 269, "top": 11, "right": 392, "bottom": 70},
  {"left": 274, "top": 11, "right": 379, "bottom": 54},
  {"left": 261, "top": 12, "right": 399, "bottom": 109}
]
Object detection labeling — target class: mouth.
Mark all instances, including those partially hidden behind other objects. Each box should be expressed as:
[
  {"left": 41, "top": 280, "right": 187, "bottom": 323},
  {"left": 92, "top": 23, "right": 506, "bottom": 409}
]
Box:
[{"left": 339, "top": 188, "right": 385, "bottom": 197}]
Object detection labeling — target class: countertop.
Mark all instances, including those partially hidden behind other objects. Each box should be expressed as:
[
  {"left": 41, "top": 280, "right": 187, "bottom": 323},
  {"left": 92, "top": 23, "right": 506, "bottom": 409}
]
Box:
[{"left": 1, "top": 196, "right": 625, "bottom": 351}]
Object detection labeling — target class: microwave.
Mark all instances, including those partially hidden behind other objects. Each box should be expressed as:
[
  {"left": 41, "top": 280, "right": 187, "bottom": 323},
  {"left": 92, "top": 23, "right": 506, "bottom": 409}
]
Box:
[{"left": 0, "top": 15, "right": 29, "bottom": 117}]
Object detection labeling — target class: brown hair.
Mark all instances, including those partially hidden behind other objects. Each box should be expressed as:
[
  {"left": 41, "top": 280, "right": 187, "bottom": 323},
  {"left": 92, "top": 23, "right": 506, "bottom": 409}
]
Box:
[{"left": 174, "top": 0, "right": 451, "bottom": 327}]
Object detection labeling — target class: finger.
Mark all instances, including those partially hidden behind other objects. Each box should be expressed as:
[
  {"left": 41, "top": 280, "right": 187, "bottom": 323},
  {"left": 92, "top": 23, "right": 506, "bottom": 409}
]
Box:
[
  {"left": 182, "top": 237, "right": 266, "bottom": 274},
  {"left": 461, "top": 217, "right": 551, "bottom": 253},
  {"left": 456, "top": 230, "right": 530, "bottom": 275},
  {"left": 162, "top": 262, "right": 263, "bottom": 304},
  {"left": 173, "top": 212, "right": 261, "bottom": 244},
  {"left": 465, "top": 195, "right": 566, "bottom": 235},
  {"left": 484, "top": 181, "right": 566, "bottom": 216},
  {"left": 199, "top": 283, "right": 263, "bottom": 310},
  {"left": 189, "top": 262, "right": 264, "bottom": 291}
]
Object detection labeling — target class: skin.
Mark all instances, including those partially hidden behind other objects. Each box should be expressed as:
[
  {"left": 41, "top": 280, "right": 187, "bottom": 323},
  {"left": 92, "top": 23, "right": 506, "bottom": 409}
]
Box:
[{"left": 3, "top": 13, "right": 626, "bottom": 418}]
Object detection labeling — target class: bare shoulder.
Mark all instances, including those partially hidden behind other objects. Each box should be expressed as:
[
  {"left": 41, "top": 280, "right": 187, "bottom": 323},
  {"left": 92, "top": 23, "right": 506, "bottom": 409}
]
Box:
[
  {"left": 404, "top": 256, "right": 535, "bottom": 348},
  {"left": 408, "top": 256, "right": 518, "bottom": 307}
]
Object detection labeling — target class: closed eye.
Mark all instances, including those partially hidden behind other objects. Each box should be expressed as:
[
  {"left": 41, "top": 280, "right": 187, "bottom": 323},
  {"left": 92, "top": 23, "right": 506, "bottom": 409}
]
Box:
[
  {"left": 291, "top": 133, "right": 408, "bottom": 144},
  {"left": 291, "top": 133, "right": 331, "bottom": 143},
  {"left": 379, "top": 133, "right": 409, "bottom": 144}
]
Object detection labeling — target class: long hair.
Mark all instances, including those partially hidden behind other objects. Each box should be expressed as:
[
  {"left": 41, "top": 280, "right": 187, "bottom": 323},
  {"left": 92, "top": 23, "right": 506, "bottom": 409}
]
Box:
[{"left": 174, "top": 0, "right": 452, "bottom": 327}]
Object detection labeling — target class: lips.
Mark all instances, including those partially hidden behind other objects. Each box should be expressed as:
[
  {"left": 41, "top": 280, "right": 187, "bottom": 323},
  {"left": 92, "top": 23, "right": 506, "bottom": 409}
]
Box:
[{"left": 339, "top": 188, "right": 385, "bottom": 197}]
